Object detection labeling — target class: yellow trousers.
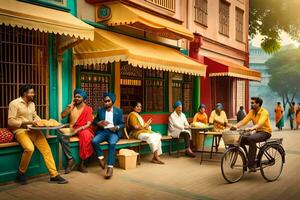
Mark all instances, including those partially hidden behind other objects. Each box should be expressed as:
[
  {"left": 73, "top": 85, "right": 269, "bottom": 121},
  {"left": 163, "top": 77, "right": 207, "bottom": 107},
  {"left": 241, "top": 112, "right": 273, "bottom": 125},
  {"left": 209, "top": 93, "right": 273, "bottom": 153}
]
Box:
[{"left": 15, "top": 129, "right": 58, "bottom": 177}]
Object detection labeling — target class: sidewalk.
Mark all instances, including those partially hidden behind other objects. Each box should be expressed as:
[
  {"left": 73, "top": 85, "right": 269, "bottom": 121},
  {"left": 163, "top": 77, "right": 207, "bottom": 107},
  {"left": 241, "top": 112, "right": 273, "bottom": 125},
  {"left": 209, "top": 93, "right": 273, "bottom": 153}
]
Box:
[{"left": 0, "top": 129, "right": 300, "bottom": 200}]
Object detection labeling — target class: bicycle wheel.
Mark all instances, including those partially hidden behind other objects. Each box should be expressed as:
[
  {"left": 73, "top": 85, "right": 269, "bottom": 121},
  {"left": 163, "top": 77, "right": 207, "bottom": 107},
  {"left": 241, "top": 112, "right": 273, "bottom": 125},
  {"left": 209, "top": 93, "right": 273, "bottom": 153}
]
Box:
[
  {"left": 259, "top": 145, "right": 284, "bottom": 182},
  {"left": 221, "top": 148, "right": 246, "bottom": 183}
]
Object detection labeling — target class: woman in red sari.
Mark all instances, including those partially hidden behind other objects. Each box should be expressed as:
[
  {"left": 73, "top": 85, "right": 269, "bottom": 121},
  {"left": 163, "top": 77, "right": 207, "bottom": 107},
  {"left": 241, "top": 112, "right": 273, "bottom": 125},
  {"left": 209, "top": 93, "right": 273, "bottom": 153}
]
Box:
[
  {"left": 60, "top": 89, "right": 94, "bottom": 173},
  {"left": 274, "top": 102, "right": 284, "bottom": 131}
]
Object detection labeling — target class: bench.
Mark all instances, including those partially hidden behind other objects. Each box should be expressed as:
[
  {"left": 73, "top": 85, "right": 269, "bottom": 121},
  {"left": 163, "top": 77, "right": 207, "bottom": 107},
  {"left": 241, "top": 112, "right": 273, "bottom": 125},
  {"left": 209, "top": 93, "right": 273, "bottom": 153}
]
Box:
[
  {"left": 64, "top": 130, "right": 142, "bottom": 166},
  {"left": 0, "top": 135, "right": 59, "bottom": 184},
  {"left": 64, "top": 112, "right": 187, "bottom": 166}
]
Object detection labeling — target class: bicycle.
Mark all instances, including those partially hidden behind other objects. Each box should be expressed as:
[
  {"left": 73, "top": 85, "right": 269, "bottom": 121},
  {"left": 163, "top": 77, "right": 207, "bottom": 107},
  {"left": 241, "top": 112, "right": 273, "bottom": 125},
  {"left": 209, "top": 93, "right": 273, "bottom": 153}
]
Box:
[{"left": 220, "top": 130, "right": 285, "bottom": 183}]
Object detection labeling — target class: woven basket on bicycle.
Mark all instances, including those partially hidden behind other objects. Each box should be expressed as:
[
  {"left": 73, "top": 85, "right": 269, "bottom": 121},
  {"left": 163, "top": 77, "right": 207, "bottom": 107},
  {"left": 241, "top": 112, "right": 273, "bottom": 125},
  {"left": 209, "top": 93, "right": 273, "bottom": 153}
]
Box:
[{"left": 222, "top": 130, "right": 241, "bottom": 146}]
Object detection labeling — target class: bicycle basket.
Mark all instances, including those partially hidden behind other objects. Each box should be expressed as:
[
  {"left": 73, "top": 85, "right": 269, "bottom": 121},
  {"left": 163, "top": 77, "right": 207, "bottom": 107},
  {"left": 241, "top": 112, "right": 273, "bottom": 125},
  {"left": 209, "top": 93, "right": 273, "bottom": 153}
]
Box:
[{"left": 222, "top": 131, "right": 241, "bottom": 146}]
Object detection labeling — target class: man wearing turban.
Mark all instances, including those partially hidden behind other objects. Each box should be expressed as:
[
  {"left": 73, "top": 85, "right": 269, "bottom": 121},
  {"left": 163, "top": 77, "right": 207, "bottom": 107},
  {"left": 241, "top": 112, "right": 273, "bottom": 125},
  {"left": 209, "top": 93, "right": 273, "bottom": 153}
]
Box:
[
  {"left": 168, "top": 101, "right": 196, "bottom": 157},
  {"left": 92, "top": 92, "right": 124, "bottom": 179},
  {"left": 208, "top": 103, "right": 229, "bottom": 152},
  {"left": 60, "top": 88, "right": 94, "bottom": 173}
]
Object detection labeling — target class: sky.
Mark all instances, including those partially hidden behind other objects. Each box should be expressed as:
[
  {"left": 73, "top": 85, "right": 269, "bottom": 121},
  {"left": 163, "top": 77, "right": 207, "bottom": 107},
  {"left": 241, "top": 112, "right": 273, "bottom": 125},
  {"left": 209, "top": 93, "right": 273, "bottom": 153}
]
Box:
[{"left": 251, "top": 32, "right": 299, "bottom": 48}]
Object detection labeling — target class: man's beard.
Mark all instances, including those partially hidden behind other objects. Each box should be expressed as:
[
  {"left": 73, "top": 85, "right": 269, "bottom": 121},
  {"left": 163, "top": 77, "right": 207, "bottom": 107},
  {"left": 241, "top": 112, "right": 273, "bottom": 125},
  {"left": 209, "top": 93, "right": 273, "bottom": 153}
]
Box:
[
  {"left": 74, "top": 101, "right": 83, "bottom": 106},
  {"left": 28, "top": 96, "right": 34, "bottom": 102}
]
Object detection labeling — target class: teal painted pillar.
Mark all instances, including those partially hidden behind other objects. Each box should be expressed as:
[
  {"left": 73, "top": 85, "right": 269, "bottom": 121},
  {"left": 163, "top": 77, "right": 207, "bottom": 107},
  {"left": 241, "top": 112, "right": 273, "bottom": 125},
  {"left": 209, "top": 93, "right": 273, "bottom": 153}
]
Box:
[
  {"left": 59, "top": 0, "right": 77, "bottom": 123},
  {"left": 48, "top": 34, "right": 58, "bottom": 120},
  {"left": 61, "top": 50, "right": 73, "bottom": 123},
  {"left": 192, "top": 77, "right": 200, "bottom": 115}
]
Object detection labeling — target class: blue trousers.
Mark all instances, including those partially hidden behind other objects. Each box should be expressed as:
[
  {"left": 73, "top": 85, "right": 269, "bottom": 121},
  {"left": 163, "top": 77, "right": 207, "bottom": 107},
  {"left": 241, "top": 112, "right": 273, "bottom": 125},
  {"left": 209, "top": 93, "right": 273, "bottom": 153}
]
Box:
[{"left": 92, "top": 129, "right": 119, "bottom": 166}]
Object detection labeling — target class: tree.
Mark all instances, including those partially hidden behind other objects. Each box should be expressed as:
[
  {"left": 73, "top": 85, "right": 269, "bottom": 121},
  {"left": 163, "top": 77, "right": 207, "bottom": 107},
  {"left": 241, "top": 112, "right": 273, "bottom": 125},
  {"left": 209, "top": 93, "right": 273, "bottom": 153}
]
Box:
[
  {"left": 250, "top": 0, "right": 300, "bottom": 54},
  {"left": 265, "top": 48, "right": 300, "bottom": 110}
]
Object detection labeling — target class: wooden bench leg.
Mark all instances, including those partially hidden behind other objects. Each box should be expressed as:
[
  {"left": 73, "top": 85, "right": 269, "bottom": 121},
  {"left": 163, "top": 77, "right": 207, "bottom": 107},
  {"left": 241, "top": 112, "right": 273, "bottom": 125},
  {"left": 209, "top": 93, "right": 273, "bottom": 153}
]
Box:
[
  {"left": 176, "top": 138, "right": 180, "bottom": 158},
  {"left": 200, "top": 134, "right": 206, "bottom": 165},
  {"left": 169, "top": 139, "right": 172, "bottom": 156},
  {"left": 137, "top": 144, "right": 141, "bottom": 165},
  {"left": 210, "top": 136, "right": 215, "bottom": 159}
]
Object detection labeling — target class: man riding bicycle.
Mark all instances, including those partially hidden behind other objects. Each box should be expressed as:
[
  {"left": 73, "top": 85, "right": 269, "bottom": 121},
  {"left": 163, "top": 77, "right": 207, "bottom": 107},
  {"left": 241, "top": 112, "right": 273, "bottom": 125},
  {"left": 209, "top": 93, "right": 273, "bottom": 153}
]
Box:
[{"left": 231, "top": 97, "right": 272, "bottom": 172}]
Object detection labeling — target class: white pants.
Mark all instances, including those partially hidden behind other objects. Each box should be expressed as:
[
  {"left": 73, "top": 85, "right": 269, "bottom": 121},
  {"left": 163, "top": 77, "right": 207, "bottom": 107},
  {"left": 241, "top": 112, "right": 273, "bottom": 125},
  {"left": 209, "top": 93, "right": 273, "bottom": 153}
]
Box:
[{"left": 138, "top": 133, "right": 162, "bottom": 155}]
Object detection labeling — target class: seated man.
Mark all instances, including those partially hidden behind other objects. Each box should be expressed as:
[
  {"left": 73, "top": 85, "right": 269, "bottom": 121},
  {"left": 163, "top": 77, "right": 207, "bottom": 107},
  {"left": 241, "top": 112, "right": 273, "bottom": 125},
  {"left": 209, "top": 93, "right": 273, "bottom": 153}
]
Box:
[
  {"left": 168, "top": 101, "right": 195, "bottom": 157},
  {"left": 127, "top": 101, "right": 164, "bottom": 164},
  {"left": 193, "top": 104, "right": 208, "bottom": 124},
  {"left": 8, "top": 85, "right": 67, "bottom": 185},
  {"left": 92, "top": 92, "right": 124, "bottom": 179},
  {"left": 60, "top": 88, "right": 94, "bottom": 173},
  {"left": 231, "top": 97, "right": 272, "bottom": 172}
]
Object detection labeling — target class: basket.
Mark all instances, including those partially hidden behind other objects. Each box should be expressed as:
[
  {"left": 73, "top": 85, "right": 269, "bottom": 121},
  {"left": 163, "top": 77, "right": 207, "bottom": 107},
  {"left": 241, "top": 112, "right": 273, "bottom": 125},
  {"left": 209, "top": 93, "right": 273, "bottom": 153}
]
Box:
[{"left": 222, "top": 131, "right": 241, "bottom": 146}]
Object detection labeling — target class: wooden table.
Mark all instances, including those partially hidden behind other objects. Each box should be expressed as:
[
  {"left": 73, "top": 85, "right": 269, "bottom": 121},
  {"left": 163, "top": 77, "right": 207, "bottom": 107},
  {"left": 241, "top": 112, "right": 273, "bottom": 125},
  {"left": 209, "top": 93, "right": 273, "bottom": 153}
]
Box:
[
  {"left": 199, "top": 131, "right": 223, "bottom": 164},
  {"left": 190, "top": 126, "right": 214, "bottom": 151}
]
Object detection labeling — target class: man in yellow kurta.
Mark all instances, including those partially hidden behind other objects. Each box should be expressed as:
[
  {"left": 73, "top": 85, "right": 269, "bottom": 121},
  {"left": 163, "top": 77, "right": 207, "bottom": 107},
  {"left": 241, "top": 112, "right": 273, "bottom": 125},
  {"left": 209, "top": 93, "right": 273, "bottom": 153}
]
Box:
[
  {"left": 232, "top": 97, "right": 272, "bottom": 172},
  {"left": 8, "top": 85, "right": 68, "bottom": 185}
]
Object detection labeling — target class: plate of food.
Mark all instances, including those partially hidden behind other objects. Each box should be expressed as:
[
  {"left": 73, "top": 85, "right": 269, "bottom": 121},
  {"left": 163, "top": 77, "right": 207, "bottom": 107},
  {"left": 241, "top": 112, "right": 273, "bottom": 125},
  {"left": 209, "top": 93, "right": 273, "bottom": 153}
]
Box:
[{"left": 28, "top": 119, "right": 68, "bottom": 130}]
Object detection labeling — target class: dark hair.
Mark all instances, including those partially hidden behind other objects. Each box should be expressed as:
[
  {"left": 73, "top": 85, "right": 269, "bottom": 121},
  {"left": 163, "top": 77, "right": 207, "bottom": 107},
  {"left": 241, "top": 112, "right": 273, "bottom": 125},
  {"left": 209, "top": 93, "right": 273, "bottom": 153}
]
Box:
[
  {"left": 19, "top": 85, "right": 34, "bottom": 97},
  {"left": 251, "top": 97, "right": 263, "bottom": 107},
  {"left": 240, "top": 106, "right": 244, "bottom": 110},
  {"left": 292, "top": 102, "right": 295, "bottom": 106},
  {"left": 277, "top": 102, "right": 281, "bottom": 105},
  {"left": 131, "top": 101, "right": 142, "bottom": 109}
]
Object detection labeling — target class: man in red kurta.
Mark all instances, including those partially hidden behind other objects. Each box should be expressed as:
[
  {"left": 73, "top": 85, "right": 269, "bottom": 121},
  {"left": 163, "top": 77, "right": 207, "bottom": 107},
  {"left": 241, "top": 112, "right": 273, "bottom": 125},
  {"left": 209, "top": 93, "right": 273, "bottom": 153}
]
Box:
[{"left": 60, "top": 88, "right": 94, "bottom": 173}]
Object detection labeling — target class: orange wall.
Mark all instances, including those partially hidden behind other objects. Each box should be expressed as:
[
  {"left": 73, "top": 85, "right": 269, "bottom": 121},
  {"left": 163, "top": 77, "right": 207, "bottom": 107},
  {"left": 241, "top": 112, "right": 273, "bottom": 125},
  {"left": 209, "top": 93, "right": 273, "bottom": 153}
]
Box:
[{"left": 188, "top": 0, "right": 248, "bottom": 55}]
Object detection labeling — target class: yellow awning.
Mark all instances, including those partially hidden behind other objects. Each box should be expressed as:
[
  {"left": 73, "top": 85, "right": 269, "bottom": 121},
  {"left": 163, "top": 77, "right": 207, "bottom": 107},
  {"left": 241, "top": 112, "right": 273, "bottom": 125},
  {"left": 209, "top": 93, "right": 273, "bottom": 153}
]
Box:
[
  {"left": 205, "top": 57, "right": 261, "bottom": 81},
  {"left": 74, "top": 28, "right": 206, "bottom": 76},
  {"left": 0, "top": 0, "right": 94, "bottom": 40},
  {"left": 102, "top": 3, "right": 194, "bottom": 40}
]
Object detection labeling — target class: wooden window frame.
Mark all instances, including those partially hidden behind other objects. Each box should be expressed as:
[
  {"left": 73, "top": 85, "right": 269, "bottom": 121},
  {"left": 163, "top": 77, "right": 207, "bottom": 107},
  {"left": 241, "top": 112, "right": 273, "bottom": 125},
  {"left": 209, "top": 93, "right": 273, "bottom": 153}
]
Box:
[
  {"left": 78, "top": 63, "right": 112, "bottom": 111},
  {"left": 0, "top": 25, "right": 49, "bottom": 128},
  {"left": 120, "top": 63, "right": 166, "bottom": 113},
  {"left": 219, "top": 0, "right": 230, "bottom": 36},
  {"left": 194, "top": 0, "right": 208, "bottom": 27},
  {"left": 235, "top": 7, "right": 244, "bottom": 42}
]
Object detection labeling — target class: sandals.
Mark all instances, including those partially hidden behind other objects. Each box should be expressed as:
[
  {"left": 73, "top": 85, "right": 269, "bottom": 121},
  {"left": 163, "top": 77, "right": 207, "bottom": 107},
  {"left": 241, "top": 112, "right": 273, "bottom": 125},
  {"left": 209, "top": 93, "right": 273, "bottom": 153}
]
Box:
[{"left": 151, "top": 159, "right": 165, "bottom": 164}]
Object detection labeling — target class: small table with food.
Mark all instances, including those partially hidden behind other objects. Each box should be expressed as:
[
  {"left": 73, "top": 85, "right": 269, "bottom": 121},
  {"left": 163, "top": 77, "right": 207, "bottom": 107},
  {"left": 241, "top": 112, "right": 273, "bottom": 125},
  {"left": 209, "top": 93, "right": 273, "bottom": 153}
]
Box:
[{"left": 190, "top": 123, "right": 214, "bottom": 151}]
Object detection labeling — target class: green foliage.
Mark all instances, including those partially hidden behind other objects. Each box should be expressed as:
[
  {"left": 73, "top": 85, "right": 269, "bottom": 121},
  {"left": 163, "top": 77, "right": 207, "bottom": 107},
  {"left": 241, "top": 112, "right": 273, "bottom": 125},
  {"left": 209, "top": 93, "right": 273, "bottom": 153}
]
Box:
[
  {"left": 250, "top": 0, "right": 300, "bottom": 53},
  {"left": 266, "top": 48, "right": 300, "bottom": 108}
]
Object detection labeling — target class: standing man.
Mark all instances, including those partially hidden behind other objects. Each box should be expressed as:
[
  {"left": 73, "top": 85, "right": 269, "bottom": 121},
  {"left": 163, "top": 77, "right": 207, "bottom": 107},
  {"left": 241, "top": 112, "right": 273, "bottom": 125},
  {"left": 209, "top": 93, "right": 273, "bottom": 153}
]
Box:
[
  {"left": 168, "top": 101, "right": 196, "bottom": 157},
  {"left": 237, "top": 106, "right": 246, "bottom": 123},
  {"left": 8, "top": 85, "right": 68, "bottom": 185},
  {"left": 92, "top": 92, "right": 124, "bottom": 179},
  {"left": 60, "top": 88, "right": 95, "bottom": 173},
  {"left": 231, "top": 97, "right": 272, "bottom": 172},
  {"left": 288, "top": 102, "right": 296, "bottom": 130}
]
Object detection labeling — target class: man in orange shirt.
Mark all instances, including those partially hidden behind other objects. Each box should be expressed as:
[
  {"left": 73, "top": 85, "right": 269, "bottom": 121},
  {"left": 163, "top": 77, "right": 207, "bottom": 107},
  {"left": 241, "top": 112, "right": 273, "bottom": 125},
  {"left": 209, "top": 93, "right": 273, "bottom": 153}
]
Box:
[{"left": 231, "top": 97, "right": 272, "bottom": 172}]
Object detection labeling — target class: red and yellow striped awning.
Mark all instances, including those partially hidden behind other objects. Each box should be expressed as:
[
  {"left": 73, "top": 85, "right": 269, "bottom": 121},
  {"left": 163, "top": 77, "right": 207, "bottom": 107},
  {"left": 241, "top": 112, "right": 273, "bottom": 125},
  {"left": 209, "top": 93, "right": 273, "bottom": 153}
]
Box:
[{"left": 204, "top": 57, "right": 261, "bottom": 81}]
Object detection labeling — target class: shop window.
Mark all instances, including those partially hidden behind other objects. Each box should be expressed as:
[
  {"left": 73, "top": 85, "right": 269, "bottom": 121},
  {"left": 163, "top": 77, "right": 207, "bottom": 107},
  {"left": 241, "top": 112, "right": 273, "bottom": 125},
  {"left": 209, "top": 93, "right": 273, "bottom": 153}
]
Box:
[
  {"left": 79, "top": 63, "right": 111, "bottom": 111},
  {"left": 0, "top": 25, "right": 48, "bottom": 128},
  {"left": 120, "top": 63, "right": 165, "bottom": 113},
  {"left": 172, "top": 74, "right": 193, "bottom": 113}
]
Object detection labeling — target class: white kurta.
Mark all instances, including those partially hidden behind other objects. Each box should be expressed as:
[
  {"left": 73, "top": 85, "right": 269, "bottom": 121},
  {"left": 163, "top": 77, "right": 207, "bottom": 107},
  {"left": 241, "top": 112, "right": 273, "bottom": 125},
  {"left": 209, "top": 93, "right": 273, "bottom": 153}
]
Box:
[{"left": 168, "top": 111, "right": 191, "bottom": 138}]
